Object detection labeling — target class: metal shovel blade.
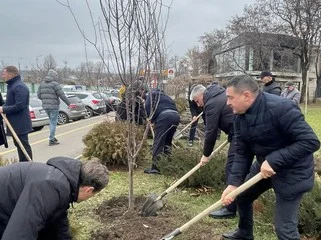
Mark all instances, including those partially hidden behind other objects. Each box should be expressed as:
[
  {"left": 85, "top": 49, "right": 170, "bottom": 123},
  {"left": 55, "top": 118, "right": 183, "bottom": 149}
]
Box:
[{"left": 141, "top": 193, "right": 164, "bottom": 217}]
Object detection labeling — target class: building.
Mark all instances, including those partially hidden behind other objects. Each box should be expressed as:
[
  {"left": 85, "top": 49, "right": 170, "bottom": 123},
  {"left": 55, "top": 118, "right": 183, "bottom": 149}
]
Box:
[{"left": 209, "top": 32, "right": 320, "bottom": 99}]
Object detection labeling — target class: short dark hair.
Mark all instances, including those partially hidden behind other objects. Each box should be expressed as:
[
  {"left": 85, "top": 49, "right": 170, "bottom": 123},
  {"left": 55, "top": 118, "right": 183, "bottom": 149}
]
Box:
[
  {"left": 260, "top": 71, "right": 273, "bottom": 78},
  {"left": 4, "top": 66, "right": 19, "bottom": 76},
  {"left": 226, "top": 75, "right": 259, "bottom": 94},
  {"left": 79, "top": 159, "right": 109, "bottom": 192}
]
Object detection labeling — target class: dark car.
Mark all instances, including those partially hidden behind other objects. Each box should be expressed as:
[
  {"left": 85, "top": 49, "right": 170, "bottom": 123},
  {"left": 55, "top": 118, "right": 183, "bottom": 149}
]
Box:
[
  {"left": 99, "top": 92, "right": 120, "bottom": 113},
  {"left": 57, "top": 95, "right": 86, "bottom": 125}
]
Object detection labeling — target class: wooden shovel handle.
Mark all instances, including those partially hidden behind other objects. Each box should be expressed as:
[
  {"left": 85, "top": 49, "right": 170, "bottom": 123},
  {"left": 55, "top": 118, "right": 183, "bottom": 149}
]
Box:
[
  {"left": 179, "top": 173, "right": 263, "bottom": 233},
  {"left": 1, "top": 113, "right": 32, "bottom": 162},
  {"left": 155, "top": 139, "right": 229, "bottom": 201}
]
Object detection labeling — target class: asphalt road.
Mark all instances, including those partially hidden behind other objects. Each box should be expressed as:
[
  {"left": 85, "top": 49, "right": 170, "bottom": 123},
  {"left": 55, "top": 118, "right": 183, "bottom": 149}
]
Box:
[{"left": 0, "top": 112, "right": 115, "bottom": 163}]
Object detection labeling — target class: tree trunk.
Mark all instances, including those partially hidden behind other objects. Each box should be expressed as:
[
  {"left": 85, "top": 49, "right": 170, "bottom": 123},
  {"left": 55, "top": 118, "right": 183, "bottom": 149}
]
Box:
[{"left": 128, "top": 157, "right": 135, "bottom": 211}]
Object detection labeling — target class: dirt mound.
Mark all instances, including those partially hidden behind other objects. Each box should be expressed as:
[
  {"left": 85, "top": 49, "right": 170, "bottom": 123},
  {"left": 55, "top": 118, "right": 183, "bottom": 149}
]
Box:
[{"left": 92, "top": 195, "right": 222, "bottom": 240}]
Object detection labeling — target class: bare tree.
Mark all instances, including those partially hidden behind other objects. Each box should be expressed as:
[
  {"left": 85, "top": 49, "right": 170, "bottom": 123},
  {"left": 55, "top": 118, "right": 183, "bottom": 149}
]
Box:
[
  {"left": 268, "top": 0, "right": 321, "bottom": 105},
  {"left": 30, "top": 54, "right": 58, "bottom": 83},
  {"left": 57, "top": 0, "right": 171, "bottom": 210}
]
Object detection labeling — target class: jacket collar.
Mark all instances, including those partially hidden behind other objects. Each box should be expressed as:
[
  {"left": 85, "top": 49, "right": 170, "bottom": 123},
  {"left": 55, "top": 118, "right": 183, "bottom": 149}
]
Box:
[{"left": 6, "top": 75, "right": 21, "bottom": 85}]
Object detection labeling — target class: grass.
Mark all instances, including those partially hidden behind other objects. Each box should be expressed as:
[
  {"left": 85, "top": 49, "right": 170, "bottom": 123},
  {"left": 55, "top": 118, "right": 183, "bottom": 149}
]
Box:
[{"left": 69, "top": 103, "right": 321, "bottom": 240}]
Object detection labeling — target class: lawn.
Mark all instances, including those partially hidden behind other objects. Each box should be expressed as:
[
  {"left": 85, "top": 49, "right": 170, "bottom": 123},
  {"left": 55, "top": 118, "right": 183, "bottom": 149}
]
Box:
[{"left": 69, "top": 104, "right": 321, "bottom": 240}]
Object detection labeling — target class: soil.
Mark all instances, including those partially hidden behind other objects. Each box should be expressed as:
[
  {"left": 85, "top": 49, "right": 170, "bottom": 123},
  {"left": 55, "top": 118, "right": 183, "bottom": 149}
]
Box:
[{"left": 91, "top": 196, "right": 223, "bottom": 240}]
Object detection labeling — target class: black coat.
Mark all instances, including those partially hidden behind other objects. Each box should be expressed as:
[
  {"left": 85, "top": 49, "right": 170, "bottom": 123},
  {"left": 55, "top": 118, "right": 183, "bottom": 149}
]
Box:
[
  {"left": 116, "top": 95, "right": 146, "bottom": 125},
  {"left": 262, "top": 78, "right": 281, "bottom": 96},
  {"left": 229, "top": 92, "right": 320, "bottom": 198},
  {"left": 0, "top": 157, "right": 81, "bottom": 240},
  {"left": 203, "top": 82, "right": 234, "bottom": 157},
  {"left": 2, "top": 75, "right": 32, "bottom": 135}
]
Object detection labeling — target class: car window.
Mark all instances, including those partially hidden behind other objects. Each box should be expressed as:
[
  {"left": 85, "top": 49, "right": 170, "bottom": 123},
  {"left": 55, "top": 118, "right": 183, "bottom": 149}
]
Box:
[
  {"left": 92, "top": 93, "right": 103, "bottom": 99},
  {"left": 68, "top": 96, "right": 82, "bottom": 103},
  {"left": 29, "top": 98, "right": 42, "bottom": 107},
  {"left": 72, "top": 93, "right": 87, "bottom": 99}
]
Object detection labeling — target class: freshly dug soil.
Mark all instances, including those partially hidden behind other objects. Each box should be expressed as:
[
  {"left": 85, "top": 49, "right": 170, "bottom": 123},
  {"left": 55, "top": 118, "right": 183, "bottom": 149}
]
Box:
[{"left": 91, "top": 195, "right": 223, "bottom": 240}]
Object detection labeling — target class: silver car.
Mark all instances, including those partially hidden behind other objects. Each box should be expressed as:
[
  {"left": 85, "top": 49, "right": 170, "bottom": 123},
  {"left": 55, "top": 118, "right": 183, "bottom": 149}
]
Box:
[
  {"left": 64, "top": 91, "right": 106, "bottom": 118},
  {"left": 57, "top": 95, "right": 86, "bottom": 125},
  {"left": 29, "top": 98, "right": 49, "bottom": 131}
]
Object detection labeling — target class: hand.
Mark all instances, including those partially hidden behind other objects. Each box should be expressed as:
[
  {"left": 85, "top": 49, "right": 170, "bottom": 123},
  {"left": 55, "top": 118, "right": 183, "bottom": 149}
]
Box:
[
  {"left": 221, "top": 185, "right": 237, "bottom": 206},
  {"left": 0, "top": 107, "right": 3, "bottom": 113},
  {"left": 200, "top": 155, "right": 209, "bottom": 166},
  {"left": 192, "top": 116, "right": 198, "bottom": 122},
  {"left": 260, "top": 160, "right": 276, "bottom": 179}
]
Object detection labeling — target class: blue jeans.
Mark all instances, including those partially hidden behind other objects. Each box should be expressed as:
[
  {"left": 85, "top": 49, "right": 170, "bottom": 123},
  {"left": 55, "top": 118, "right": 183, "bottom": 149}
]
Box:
[{"left": 45, "top": 109, "right": 59, "bottom": 141}]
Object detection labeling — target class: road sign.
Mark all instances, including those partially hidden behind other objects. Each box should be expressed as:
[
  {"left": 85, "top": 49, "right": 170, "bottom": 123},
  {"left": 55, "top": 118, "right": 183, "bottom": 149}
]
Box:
[{"left": 168, "top": 68, "right": 175, "bottom": 79}]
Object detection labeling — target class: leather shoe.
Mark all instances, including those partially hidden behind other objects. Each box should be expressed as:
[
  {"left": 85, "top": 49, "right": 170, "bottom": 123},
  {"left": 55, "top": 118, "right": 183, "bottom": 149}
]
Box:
[
  {"left": 209, "top": 207, "right": 236, "bottom": 219},
  {"left": 222, "top": 229, "right": 253, "bottom": 240}
]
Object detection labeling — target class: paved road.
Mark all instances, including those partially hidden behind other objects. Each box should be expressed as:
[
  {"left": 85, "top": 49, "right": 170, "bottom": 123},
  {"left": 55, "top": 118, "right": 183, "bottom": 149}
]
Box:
[{"left": 0, "top": 112, "right": 115, "bottom": 163}]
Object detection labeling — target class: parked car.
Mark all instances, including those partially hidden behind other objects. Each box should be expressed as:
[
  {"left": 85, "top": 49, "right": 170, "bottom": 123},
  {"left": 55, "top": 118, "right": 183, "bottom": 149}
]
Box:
[
  {"left": 57, "top": 95, "right": 86, "bottom": 125},
  {"left": 29, "top": 98, "right": 49, "bottom": 131},
  {"left": 64, "top": 91, "right": 106, "bottom": 118}
]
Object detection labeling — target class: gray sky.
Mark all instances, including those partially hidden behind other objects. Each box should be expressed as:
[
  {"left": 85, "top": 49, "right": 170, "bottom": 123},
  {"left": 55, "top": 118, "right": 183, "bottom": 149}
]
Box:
[{"left": 0, "top": 0, "right": 255, "bottom": 69}]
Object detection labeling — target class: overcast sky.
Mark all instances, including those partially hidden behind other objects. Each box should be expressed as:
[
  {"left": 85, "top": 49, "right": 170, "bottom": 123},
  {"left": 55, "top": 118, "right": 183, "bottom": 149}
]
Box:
[{"left": 0, "top": 0, "right": 255, "bottom": 70}]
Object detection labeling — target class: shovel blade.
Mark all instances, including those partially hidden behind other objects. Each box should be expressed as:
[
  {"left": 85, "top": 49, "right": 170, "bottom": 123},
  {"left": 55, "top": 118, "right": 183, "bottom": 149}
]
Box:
[{"left": 141, "top": 193, "right": 164, "bottom": 217}]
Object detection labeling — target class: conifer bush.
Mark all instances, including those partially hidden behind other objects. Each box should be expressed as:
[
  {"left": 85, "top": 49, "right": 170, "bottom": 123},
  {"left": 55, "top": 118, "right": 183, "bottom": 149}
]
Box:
[
  {"left": 157, "top": 145, "right": 227, "bottom": 188},
  {"left": 82, "top": 121, "right": 149, "bottom": 167},
  {"left": 174, "top": 98, "right": 188, "bottom": 114}
]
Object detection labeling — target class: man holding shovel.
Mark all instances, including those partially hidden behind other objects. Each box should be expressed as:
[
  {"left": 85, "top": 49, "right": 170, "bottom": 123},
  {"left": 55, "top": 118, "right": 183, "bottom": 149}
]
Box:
[
  {"left": 221, "top": 75, "right": 320, "bottom": 240},
  {"left": 0, "top": 66, "right": 33, "bottom": 162},
  {"left": 190, "top": 83, "right": 237, "bottom": 219}
]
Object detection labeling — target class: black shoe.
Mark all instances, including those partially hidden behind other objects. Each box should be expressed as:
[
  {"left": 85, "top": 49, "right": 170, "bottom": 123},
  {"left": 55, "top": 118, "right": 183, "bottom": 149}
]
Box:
[
  {"left": 222, "top": 229, "right": 253, "bottom": 240},
  {"left": 144, "top": 168, "right": 160, "bottom": 174},
  {"left": 49, "top": 140, "right": 60, "bottom": 146},
  {"left": 209, "top": 207, "right": 236, "bottom": 219},
  {"left": 53, "top": 137, "right": 59, "bottom": 143}
]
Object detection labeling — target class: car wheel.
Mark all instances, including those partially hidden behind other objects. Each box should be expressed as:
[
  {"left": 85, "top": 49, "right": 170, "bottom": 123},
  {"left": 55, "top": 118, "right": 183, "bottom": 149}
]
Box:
[
  {"left": 33, "top": 126, "right": 44, "bottom": 131},
  {"left": 85, "top": 107, "right": 94, "bottom": 118},
  {"left": 57, "top": 112, "right": 69, "bottom": 125}
]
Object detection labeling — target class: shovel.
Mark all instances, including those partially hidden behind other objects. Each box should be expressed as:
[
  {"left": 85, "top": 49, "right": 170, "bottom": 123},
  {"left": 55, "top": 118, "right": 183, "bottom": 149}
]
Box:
[
  {"left": 160, "top": 173, "right": 263, "bottom": 240},
  {"left": 1, "top": 113, "right": 32, "bottom": 162},
  {"left": 173, "top": 112, "right": 203, "bottom": 140},
  {"left": 141, "top": 139, "right": 229, "bottom": 217}
]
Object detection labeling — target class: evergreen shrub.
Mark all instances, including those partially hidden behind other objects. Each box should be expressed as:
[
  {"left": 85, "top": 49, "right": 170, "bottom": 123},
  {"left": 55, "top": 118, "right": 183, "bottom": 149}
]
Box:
[
  {"left": 82, "top": 121, "right": 149, "bottom": 167},
  {"left": 158, "top": 145, "right": 227, "bottom": 188},
  {"left": 175, "top": 98, "right": 188, "bottom": 114}
]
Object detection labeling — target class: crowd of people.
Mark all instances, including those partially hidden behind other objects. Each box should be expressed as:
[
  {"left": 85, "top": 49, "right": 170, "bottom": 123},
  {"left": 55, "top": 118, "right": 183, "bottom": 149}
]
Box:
[{"left": 0, "top": 65, "right": 319, "bottom": 239}]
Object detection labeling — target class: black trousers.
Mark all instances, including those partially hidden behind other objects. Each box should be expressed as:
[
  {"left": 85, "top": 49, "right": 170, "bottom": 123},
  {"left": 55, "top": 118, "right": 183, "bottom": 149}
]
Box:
[
  {"left": 236, "top": 166, "right": 303, "bottom": 240},
  {"left": 152, "top": 111, "right": 180, "bottom": 167},
  {"left": 13, "top": 133, "right": 32, "bottom": 162}
]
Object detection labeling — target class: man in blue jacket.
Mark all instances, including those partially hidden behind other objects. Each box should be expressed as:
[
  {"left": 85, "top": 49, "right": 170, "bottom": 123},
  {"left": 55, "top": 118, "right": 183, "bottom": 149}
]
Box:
[
  {"left": 190, "top": 83, "right": 237, "bottom": 218},
  {"left": 0, "top": 66, "right": 33, "bottom": 161},
  {"left": 0, "top": 157, "right": 109, "bottom": 240},
  {"left": 144, "top": 89, "right": 180, "bottom": 174},
  {"left": 221, "top": 75, "right": 320, "bottom": 240}
]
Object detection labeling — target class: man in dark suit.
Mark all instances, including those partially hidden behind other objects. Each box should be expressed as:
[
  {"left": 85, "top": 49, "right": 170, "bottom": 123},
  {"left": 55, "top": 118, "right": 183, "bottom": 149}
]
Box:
[
  {"left": 0, "top": 66, "right": 33, "bottom": 161},
  {"left": 221, "top": 75, "right": 320, "bottom": 240}
]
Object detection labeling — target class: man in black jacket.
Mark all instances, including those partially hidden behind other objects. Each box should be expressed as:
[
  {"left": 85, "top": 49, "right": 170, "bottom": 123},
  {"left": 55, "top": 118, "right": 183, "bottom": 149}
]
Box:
[
  {"left": 0, "top": 66, "right": 33, "bottom": 161},
  {"left": 190, "top": 83, "right": 237, "bottom": 218},
  {"left": 0, "top": 157, "right": 109, "bottom": 240},
  {"left": 144, "top": 89, "right": 180, "bottom": 174},
  {"left": 221, "top": 75, "right": 320, "bottom": 240},
  {"left": 260, "top": 71, "right": 281, "bottom": 96},
  {"left": 0, "top": 92, "right": 8, "bottom": 148}
]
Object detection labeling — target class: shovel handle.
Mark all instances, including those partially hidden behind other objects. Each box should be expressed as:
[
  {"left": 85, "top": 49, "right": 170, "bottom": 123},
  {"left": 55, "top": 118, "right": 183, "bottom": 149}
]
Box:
[
  {"left": 174, "top": 112, "right": 203, "bottom": 140},
  {"left": 1, "top": 113, "right": 32, "bottom": 162},
  {"left": 179, "top": 173, "right": 263, "bottom": 233},
  {"left": 155, "top": 139, "right": 229, "bottom": 202}
]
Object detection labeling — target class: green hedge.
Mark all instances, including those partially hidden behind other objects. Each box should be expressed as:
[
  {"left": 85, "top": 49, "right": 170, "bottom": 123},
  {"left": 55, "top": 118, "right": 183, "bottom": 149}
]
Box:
[
  {"left": 82, "top": 121, "right": 149, "bottom": 167},
  {"left": 158, "top": 144, "right": 227, "bottom": 188}
]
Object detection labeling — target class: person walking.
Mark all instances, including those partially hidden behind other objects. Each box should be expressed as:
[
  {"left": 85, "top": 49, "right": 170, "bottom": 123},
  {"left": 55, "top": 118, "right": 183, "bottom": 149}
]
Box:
[
  {"left": 0, "top": 66, "right": 33, "bottom": 162},
  {"left": 281, "top": 81, "right": 301, "bottom": 104},
  {"left": 190, "top": 82, "right": 237, "bottom": 218},
  {"left": 0, "top": 157, "right": 109, "bottom": 240},
  {"left": 260, "top": 71, "right": 281, "bottom": 96},
  {"left": 37, "top": 69, "right": 70, "bottom": 146},
  {"left": 221, "top": 75, "right": 320, "bottom": 240},
  {"left": 144, "top": 89, "right": 180, "bottom": 174}
]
